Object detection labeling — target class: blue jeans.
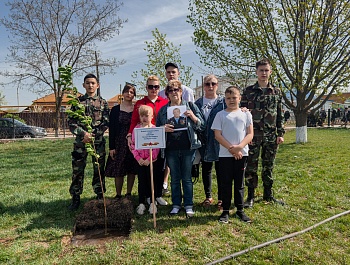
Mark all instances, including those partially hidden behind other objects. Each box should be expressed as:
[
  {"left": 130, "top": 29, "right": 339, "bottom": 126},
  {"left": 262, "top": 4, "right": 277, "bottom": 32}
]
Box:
[{"left": 166, "top": 149, "right": 195, "bottom": 208}]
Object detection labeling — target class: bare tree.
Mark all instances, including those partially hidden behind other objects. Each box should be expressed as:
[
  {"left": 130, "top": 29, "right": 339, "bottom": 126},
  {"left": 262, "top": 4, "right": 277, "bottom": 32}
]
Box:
[
  {"left": 188, "top": 0, "right": 350, "bottom": 142},
  {"left": 0, "top": 0, "right": 126, "bottom": 136}
]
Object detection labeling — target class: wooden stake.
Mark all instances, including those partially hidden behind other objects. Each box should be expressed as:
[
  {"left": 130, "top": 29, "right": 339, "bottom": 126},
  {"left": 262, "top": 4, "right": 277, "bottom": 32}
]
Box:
[{"left": 149, "top": 148, "right": 156, "bottom": 228}]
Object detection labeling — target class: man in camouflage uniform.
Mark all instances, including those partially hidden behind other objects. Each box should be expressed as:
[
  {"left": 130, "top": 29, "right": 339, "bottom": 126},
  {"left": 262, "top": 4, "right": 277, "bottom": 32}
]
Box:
[
  {"left": 241, "top": 58, "right": 285, "bottom": 208},
  {"left": 68, "top": 73, "right": 109, "bottom": 210}
]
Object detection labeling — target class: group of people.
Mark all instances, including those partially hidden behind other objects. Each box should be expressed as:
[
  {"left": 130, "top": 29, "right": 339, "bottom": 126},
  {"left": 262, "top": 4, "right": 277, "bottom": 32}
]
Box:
[
  {"left": 67, "top": 58, "right": 285, "bottom": 224},
  {"left": 309, "top": 107, "right": 350, "bottom": 127}
]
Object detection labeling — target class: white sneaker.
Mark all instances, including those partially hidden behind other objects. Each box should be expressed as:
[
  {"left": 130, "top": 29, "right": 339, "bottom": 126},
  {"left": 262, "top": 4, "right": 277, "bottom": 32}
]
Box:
[
  {"left": 185, "top": 208, "right": 195, "bottom": 218},
  {"left": 156, "top": 197, "right": 168, "bottom": 206},
  {"left": 136, "top": 203, "right": 146, "bottom": 215},
  {"left": 149, "top": 203, "right": 157, "bottom": 214},
  {"left": 169, "top": 207, "right": 180, "bottom": 215}
]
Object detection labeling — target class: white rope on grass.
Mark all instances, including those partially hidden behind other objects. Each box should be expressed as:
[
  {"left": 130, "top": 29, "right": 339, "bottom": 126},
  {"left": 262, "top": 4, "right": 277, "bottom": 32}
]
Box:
[{"left": 206, "top": 209, "right": 350, "bottom": 265}]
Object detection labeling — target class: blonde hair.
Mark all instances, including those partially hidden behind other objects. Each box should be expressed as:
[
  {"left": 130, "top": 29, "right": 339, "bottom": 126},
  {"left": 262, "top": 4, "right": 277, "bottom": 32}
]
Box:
[
  {"left": 146, "top": 75, "right": 160, "bottom": 85},
  {"left": 204, "top": 74, "right": 218, "bottom": 83},
  {"left": 138, "top": 105, "right": 153, "bottom": 116}
]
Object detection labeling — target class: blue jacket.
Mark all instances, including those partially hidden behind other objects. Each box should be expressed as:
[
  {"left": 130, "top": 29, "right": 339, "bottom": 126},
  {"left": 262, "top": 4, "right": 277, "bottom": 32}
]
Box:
[
  {"left": 195, "top": 96, "right": 226, "bottom": 162},
  {"left": 156, "top": 100, "right": 205, "bottom": 157}
]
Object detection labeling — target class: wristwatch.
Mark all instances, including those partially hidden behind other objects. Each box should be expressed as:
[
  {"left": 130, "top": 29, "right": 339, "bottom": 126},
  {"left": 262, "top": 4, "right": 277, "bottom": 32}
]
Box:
[{"left": 126, "top": 134, "right": 131, "bottom": 140}]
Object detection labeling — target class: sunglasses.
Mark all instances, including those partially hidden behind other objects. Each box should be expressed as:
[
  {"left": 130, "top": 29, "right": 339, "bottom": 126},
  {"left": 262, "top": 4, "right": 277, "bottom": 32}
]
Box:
[
  {"left": 168, "top": 88, "right": 180, "bottom": 93},
  {"left": 147, "top": 85, "right": 160, "bottom": 90},
  {"left": 205, "top": 82, "right": 217, "bottom": 86},
  {"left": 126, "top": 82, "right": 136, "bottom": 87}
]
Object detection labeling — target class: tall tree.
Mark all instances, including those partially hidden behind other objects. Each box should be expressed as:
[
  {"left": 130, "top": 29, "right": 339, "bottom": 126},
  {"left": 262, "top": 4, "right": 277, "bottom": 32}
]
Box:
[
  {"left": 188, "top": 0, "right": 350, "bottom": 143},
  {"left": 131, "top": 28, "right": 193, "bottom": 94},
  {"left": 0, "top": 0, "right": 126, "bottom": 136}
]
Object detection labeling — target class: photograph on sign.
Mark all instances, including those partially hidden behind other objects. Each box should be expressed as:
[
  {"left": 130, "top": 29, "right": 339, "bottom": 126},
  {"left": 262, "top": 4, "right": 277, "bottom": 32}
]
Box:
[{"left": 134, "top": 127, "right": 165, "bottom": 150}]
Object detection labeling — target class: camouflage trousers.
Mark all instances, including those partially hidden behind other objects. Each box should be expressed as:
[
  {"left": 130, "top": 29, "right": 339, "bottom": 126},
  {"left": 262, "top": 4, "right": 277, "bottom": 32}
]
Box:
[
  {"left": 69, "top": 138, "right": 106, "bottom": 196},
  {"left": 245, "top": 136, "right": 278, "bottom": 189}
]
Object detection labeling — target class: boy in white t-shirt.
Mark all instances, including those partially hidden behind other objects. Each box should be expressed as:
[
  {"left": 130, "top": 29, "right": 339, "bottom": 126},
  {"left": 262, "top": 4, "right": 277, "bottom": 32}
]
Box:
[{"left": 211, "top": 86, "right": 254, "bottom": 223}]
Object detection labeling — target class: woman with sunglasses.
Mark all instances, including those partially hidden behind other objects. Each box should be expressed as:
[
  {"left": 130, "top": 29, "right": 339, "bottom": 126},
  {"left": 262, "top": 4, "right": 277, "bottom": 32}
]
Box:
[
  {"left": 126, "top": 75, "right": 169, "bottom": 207},
  {"left": 194, "top": 74, "right": 226, "bottom": 210},
  {"left": 156, "top": 80, "right": 205, "bottom": 217}
]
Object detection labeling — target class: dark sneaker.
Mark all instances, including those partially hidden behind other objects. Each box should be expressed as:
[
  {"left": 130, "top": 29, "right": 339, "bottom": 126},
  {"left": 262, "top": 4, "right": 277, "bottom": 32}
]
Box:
[
  {"left": 235, "top": 210, "right": 252, "bottom": 223},
  {"left": 125, "top": 193, "right": 132, "bottom": 200},
  {"left": 244, "top": 188, "right": 255, "bottom": 208},
  {"left": 263, "top": 188, "right": 285, "bottom": 206},
  {"left": 244, "top": 198, "right": 254, "bottom": 208},
  {"left": 264, "top": 196, "right": 285, "bottom": 206},
  {"left": 219, "top": 212, "right": 229, "bottom": 224}
]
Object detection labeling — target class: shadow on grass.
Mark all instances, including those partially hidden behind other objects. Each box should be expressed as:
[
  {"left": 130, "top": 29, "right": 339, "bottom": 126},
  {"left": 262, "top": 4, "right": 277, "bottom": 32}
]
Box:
[{"left": 1, "top": 198, "right": 93, "bottom": 232}]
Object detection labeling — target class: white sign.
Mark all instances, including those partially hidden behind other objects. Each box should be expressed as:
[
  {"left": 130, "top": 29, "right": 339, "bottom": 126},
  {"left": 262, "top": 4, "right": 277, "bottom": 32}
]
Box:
[{"left": 134, "top": 127, "right": 166, "bottom": 150}]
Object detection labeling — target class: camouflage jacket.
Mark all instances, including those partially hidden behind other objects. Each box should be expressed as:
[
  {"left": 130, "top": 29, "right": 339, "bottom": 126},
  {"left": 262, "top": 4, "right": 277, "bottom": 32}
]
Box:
[
  {"left": 241, "top": 82, "right": 284, "bottom": 137},
  {"left": 68, "top": 93, "right": 110, "bottom": 141}
]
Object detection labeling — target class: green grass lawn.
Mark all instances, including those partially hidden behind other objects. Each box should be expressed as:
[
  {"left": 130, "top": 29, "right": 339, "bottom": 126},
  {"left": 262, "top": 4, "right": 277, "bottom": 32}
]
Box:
[{"left": 0, "top": 128, "right": 349, "bottom": 265}]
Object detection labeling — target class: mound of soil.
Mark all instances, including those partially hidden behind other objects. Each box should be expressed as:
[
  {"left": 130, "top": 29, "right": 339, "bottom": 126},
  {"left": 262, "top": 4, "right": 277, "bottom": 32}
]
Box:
[{"left": 74, "top": 197, "right": 134, "bottom": 235}]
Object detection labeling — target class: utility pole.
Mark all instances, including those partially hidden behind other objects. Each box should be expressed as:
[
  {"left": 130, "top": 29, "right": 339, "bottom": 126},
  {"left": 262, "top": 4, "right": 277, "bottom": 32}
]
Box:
[{"left": 17, "top": 84, "right": 20, "bottom": 113}]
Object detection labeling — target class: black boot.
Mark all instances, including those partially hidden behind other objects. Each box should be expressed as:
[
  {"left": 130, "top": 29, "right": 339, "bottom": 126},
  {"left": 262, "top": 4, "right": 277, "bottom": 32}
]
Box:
[
  {"left": 244, "top": 188, "right": 255, "bottom": 208},
  {"left": 263, "top": 187, "right": 284, "bottom": 206},
  {"left": 68, "top": 194, "right": 80, "bottom": 211}
]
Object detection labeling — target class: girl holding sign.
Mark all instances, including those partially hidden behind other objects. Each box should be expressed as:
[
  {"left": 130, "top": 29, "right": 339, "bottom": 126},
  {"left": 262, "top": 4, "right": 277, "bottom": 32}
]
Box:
[{"left": 131, "top": 105, "right": 160, "bottom": 215}]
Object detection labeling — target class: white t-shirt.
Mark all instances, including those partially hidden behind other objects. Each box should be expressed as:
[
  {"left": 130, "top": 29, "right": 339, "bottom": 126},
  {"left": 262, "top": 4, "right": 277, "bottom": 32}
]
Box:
[
  {"left": 211, "top": 109, "right": 252, "bottom": 157},
  {"left": 159, "top": 84, "right": 195, "bottom": 102},
  {"left": 201, "top": 97, "right": 217, "bottom": 121}
]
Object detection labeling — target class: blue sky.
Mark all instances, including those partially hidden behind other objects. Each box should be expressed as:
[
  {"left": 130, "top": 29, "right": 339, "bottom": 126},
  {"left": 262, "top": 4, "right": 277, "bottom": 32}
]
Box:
[{"left": 0, "top": 0, "right": 206, "bottom": 106}]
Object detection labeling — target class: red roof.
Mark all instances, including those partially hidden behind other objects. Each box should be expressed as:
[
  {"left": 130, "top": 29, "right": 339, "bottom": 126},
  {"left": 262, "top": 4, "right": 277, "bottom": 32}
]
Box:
[
  {"left": 32, "top": 92, "right": 84, "bottom": 104},
  {"left": 321, "top": 93, "right": 350, "bottom": 104}
]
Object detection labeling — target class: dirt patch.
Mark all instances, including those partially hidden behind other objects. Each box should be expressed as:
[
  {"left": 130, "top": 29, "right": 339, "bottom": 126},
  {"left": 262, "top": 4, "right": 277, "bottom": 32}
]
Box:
[
  {"left": 71, "top": 197, "right": 133, "bottom": 246},
  {"left": 71, "top": 229, "right": 129, "bottom": 247}
]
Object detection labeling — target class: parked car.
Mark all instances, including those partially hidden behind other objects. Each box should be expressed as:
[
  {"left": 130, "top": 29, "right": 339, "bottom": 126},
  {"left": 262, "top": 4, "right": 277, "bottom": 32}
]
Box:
[{"left": 0, "top": 118, "right": 47, "bottom": 139}]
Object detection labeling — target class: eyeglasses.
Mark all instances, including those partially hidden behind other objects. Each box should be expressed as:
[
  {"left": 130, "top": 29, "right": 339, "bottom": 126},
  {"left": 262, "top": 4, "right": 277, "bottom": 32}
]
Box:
[
  {"left": 147, "top": 85, "right": 160, "bottom": 90},
  {"left": 168, "top": 88, "right": 180, "bottom": 93},
  {"left": 205, "top": 82, "right": 218, "bottom": 86}
]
